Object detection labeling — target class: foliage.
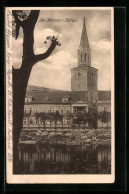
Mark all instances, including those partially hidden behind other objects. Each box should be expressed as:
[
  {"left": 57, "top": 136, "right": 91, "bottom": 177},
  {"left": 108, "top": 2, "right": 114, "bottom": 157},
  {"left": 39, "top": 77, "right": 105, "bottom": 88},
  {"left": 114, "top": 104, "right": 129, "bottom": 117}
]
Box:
[{"left": 98, "top": 110, "right": 111, "bottom": 129}]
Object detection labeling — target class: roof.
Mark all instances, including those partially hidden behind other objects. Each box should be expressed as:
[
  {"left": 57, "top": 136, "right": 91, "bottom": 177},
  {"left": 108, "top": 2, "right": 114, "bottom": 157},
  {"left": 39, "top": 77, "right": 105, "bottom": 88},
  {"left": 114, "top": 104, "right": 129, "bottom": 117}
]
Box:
[
  {"left": 71, "top": 65, "right": 98, "bottom": 71},
  {"left": 25, "top": 91, "right": 88, "bottom": 104},
  {"left": 98, "top": 91, "right": 111, "bottom": 101},
  {"left": 25, "top": 90, "right": 111, "bottom": 104},
  {"left": 26, "top": 95, "right": 32, "bottom": 98},
  {"left": 79, "top": 18, "right": 90, "bottom": 49}
]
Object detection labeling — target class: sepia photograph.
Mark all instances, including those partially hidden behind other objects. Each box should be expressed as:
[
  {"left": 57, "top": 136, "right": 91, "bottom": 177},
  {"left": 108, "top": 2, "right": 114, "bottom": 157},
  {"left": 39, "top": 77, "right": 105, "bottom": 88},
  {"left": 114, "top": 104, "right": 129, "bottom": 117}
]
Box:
[{"left": 6, "top": 7, "right": 114, "bottom": 183}]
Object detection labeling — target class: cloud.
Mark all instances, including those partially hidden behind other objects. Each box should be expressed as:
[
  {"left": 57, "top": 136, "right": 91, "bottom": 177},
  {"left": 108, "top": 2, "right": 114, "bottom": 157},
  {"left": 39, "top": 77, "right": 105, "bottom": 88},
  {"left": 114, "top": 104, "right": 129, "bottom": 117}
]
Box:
[
  {"left": 28, "top": 50, "right": 76, "bottom": 90},
  {"left": 12, "top": 10, "right": 112, "bottom": 90},
  {"left": 90, "top": 39, "right": 111, "bottom": 54},
  {"left": 34, "top": 28, "right": 62, "bottom": 53},
  {"left": 90, "top": 39, "right": 111, "bottom": 90},
  {"left": 29, "top": 38, "right": 111, "bottom": 91}
]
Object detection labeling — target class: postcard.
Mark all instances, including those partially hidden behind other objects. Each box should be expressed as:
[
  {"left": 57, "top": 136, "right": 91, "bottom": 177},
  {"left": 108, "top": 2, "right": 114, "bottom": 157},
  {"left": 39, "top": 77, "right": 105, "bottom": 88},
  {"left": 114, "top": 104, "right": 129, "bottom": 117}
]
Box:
[{"left": 6, "top": 7, "right": 114, "bottom": 183}]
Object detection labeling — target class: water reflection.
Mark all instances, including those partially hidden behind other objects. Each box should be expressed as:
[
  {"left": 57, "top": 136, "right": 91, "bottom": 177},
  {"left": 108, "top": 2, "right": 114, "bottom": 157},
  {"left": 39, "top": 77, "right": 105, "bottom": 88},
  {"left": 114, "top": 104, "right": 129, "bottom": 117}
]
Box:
[{"left": 17, "top": 144, "right": 111, "bottom": 174}]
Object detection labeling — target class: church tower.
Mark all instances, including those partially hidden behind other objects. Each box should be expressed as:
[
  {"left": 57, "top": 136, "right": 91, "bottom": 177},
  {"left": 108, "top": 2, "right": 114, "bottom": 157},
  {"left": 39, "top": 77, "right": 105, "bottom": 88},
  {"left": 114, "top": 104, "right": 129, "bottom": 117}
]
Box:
[
  {"left": 78, "top": 18, "right": 91, "bottom": 67},
  {"left": 71, "top": 18, "right": 98, "bottom": 103}
]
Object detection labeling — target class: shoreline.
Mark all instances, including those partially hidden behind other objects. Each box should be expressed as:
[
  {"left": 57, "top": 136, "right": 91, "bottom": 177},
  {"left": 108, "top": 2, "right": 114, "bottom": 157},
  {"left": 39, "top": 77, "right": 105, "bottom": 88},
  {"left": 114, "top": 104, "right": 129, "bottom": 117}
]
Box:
[{"left": 19, "top": 128, "right": 111, "bottom": 146}]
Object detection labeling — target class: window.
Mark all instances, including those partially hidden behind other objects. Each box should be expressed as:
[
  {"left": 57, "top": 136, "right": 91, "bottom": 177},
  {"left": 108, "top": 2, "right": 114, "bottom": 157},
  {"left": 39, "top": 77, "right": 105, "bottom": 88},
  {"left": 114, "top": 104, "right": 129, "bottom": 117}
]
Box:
[
  {"left": 78, "top": 72, "right": 81, "bottom": 80},
  {"left": 48, "top": 108, "right": 51, "bottom": 113},
  {"left": 24, "top": 119, "right": 26, "bottom": 124},
  {"left": 104, "top": 107, "right": 107, "bottom": 111},
  {"left": 67, "top": 110, "right": 69, "bottom": 114},
  {"left": 62, "top": 97, "right": 69, "bottom": 103},
  {"left": 74, "top": 108, "right": 77, "bottom": 113},
  {"left": 78, "top": 83, "right": 80, "bottom": 88},
  {"left": 84, "top": 107, "right": 87, "bottom": 113},
  {"left": 30, "top": 119, "right": 33, "bottom": 124},
  {"left": 85, "top": 53, "right": 86, "bottom": 62},
  {"left": 30, "top": 108, "right": 32, "bottom": 113},
  {"left": 61, "top": 110, "right": 63, "bottom": 113}
]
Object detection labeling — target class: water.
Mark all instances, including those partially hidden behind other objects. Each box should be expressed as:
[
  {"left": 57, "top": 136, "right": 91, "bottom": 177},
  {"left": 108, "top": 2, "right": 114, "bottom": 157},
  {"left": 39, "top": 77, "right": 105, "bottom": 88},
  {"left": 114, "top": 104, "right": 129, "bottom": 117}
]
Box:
[{"left": 16, "top": 144, "right": 111, "bottom": 174}]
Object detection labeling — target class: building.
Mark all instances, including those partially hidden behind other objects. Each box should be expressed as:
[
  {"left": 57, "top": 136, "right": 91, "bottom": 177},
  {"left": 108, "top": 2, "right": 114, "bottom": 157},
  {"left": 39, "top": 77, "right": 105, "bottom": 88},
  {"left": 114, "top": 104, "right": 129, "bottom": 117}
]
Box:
[{"left": 23, "top": 18, "right": 111, "bottom": 129}]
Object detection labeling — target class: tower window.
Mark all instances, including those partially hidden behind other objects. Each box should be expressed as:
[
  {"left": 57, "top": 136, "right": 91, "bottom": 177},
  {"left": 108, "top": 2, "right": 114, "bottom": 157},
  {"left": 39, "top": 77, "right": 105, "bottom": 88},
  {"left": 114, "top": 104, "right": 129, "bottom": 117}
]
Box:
[
  {"left": 78, "top": 72, "right": 81, "bottom": 80},
  {"left": 78, "top": 83, "right": 80, "bottom": 88},
  {"left": 81, "top": 54, "right": 82, "bottom": 62},
  {"left": 88, "top": 55, "right": 90, "bottom": 65},
  {"left": 85, "top": 53, "right": 86, "bottom": 62}
]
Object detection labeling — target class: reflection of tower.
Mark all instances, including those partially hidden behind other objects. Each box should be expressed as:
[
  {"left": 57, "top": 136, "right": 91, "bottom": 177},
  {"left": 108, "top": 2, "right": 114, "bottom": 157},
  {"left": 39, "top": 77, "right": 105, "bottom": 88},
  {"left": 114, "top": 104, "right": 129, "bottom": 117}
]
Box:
[{"left": 71, "top": 18, "right": 98, "bottom": 103}]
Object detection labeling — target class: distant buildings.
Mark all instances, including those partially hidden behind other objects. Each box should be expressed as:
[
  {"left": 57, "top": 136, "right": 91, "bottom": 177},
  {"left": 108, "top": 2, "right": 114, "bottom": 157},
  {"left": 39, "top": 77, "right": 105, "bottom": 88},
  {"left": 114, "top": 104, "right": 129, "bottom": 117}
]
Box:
[{"left": 23, "top": 18, "right": 111, "bottom": 129}]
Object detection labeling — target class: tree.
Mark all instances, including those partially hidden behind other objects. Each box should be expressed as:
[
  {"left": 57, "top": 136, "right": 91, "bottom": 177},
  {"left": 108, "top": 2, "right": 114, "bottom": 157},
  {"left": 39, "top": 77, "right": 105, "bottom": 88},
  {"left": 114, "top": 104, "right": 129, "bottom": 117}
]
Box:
[
  {"left": 12, "top": 10, "right": 60, "bottom": 170},
  {"left": 67, "top": 113, "right": 74, "bottom": 130},
  {"left": 53, "top": 111, "right": 61, "bottom": 131},
  {"left": 76, "top": 112, "right": 83, "bottom": 130},
  {"left": 40, "top": 112, "right": 49, "bottom": 131},
  {"left": 98, "top": 112, "right": 104, "bottom": 128},
  {"left": 60, "top": 114, "right": 64, "bottom": 130},
  {"left": 35, "top": 112, "right": 41, "bottom": 130},
  {"left": 82, "top": 112, "right": 88, "bottom": 130},
  {"left": 24, "top": 112, "right": 31, "bottom": 129},
  {"left": 99, "top": 109, "right": 111, "bottom": 130},
  {"left": 87, "top": 109, "right": 98, "bottom": 129},
  {"left": 48, "top": 112, "right": 54, "bottom": 130}
]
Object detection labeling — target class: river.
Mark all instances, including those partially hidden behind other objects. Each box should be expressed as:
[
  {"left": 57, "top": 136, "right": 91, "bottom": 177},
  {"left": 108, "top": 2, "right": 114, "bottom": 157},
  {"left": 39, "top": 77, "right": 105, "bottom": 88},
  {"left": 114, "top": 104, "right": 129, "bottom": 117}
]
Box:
[{"left": 15, "top": 144, "right": 111, "bottom": 174}]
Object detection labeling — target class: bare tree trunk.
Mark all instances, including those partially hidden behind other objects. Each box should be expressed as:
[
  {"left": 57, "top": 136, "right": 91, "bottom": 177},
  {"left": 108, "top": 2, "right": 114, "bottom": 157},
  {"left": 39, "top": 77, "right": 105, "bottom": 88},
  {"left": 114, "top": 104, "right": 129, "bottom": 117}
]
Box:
[
  {"left": 43, "top": 121, "right": 46, "bottom": 131},
  {"left": 12, "top": 10, "right": 58, "bottom": 173},
  {"left": 50, "top": 119, "right": 51, "bottom": 130},
  {"left": 13, "top": 63, "right": 32, "bottom": 173},
  {"left": 55, "top": 121, "right": 57, "bottom": 131}
]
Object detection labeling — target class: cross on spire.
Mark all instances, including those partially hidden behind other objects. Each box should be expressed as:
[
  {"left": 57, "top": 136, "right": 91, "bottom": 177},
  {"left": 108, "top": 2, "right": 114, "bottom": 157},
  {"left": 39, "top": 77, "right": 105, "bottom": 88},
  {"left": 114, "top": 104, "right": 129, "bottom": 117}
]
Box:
[{"left": 79, "top": 17, "right": 90, "bottom": 48}]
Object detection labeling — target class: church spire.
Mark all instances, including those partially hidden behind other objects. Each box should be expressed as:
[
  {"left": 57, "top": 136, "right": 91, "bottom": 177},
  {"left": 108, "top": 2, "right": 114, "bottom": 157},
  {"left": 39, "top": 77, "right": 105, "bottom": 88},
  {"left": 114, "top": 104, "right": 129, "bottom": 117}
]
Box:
[{"left": 79, "top": 17, "right": 89, "bottom": 48}]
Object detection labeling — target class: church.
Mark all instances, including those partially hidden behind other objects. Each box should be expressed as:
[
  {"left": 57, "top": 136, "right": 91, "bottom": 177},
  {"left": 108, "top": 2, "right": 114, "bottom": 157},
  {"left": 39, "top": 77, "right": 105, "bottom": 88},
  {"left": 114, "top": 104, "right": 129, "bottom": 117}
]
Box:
[{"left": 23, "top": 18, "right": 111, "bottom": 128}]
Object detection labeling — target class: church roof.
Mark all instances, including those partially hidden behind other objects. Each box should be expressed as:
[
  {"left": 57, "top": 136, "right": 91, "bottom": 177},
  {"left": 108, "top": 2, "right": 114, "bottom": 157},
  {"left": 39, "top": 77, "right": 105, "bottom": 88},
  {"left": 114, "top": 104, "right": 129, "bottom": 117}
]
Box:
[
  {"left": 25, "top": 90, "right": 111, "bottom": 104},
  {"left": 79, "top": 18, "right": 90, "bottom": 49}
]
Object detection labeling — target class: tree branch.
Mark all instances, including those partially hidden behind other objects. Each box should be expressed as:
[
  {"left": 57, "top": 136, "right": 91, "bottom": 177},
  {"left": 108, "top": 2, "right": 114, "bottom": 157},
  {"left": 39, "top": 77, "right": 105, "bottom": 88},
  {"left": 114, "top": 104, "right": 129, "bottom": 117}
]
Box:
[
  {"left": 12, "top": 10, "right": 23, "bottom": 26},
  {"left": 27, "top": 10, "right": 40, "bottom": 27},
  {"left": 34, "top": 41, "right": 57, "bottom": 64}
]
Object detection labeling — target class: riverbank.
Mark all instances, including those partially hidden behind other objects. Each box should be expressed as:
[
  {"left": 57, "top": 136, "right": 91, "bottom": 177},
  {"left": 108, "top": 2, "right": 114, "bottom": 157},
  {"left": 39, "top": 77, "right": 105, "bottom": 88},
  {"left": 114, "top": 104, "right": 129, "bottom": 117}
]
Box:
[{"left": 19, "top": 129, "right": 111, "bottom": 145}]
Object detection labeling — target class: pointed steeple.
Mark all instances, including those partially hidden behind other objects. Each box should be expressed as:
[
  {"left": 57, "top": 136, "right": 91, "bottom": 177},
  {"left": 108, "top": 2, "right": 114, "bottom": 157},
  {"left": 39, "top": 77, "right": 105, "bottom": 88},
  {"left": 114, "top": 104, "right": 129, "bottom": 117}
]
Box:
[{"left": 79, "top": 18, "right": 89, "bottom": 48}]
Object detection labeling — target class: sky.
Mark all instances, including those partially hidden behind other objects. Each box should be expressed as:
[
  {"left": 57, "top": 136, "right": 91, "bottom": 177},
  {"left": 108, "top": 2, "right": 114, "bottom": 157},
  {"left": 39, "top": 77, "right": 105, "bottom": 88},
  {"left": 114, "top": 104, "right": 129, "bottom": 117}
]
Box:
[{"left": 13, "top": 9, "right": 112, "bottom": 91}]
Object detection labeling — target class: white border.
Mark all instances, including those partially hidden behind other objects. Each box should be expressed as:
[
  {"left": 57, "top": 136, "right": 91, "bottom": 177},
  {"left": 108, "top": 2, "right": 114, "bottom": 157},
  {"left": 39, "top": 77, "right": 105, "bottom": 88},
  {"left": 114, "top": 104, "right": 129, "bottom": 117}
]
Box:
[{"left": 6, "top": 7, "right": 115, "bottom": 184}]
